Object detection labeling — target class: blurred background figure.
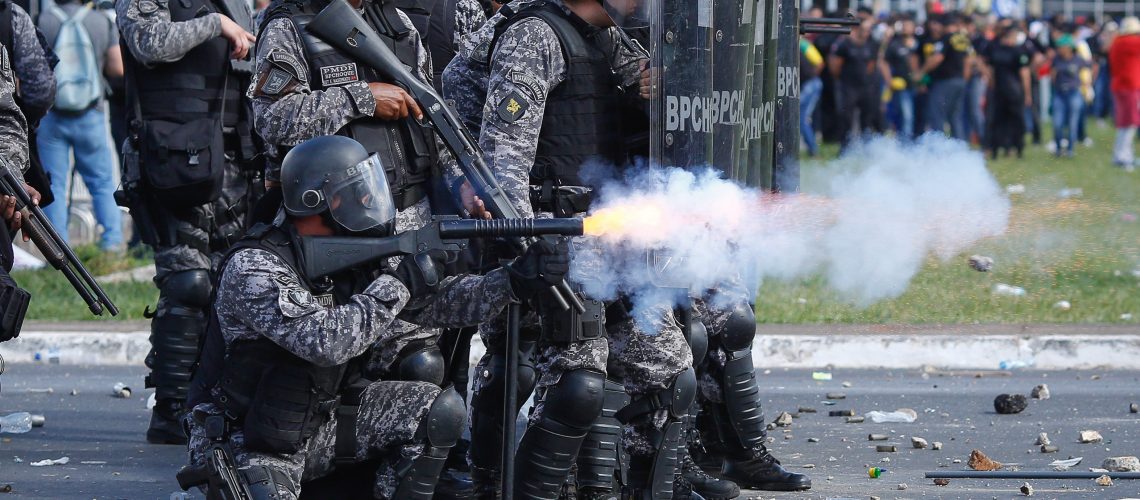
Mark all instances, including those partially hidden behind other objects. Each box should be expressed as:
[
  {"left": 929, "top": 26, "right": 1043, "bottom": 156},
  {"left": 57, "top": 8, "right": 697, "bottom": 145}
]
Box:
[
  {"left": 36, "top": 0, "right": 123, "bottom": 252},
  {"left": 1110, "top": 16, "right": 1140, "bottom": 169},
  {"left": 800, "top": 35, "right": 824, "bottom": 156},
  {"left": 983, "top": 23, "right": 1032, "bottom": 158},
  {"left": 1050, "top": 34, "right": 1090, "bottom": 157}
]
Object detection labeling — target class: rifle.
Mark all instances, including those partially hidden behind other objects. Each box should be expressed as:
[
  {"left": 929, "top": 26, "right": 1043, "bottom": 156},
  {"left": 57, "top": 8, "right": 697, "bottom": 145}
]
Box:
[
  {"left": 305, "top": 0, "right": 584, "bottom": 313},
  {"left": 301, "top": 216, "right": 584, "bottom": 280},
  {"left": 0, "top": 166, "right": 118, "bottom": 316},
  {"left": 175, "top": 415, "right": 253, "bottom": 500}
]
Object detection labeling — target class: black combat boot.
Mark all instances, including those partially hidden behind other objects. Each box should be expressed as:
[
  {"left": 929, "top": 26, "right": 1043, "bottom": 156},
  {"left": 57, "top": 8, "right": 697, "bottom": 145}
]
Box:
[
  {"left": 147, "top": 398, "right": 188, "bottom": 445},
  {"left": 679, "top": 447, "right": 739, "bottom": 499},
  {"left": 719, "top": 445, "right": 811, "bottom": 492}
]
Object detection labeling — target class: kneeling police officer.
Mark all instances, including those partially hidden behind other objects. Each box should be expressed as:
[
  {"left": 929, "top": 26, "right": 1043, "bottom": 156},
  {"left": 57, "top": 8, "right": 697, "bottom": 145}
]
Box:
[{"left": 182, "top": 135, "right": 570, "bottom": 499}]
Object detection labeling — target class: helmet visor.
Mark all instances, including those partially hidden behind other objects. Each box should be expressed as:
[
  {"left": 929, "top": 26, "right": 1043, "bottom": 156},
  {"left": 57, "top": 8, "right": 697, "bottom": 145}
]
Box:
[{"left": 324, "top": 154, "right": 396, "bottom": 232}]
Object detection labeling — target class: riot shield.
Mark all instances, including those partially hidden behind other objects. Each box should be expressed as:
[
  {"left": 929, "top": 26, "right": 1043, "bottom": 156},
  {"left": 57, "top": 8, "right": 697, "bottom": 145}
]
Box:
[
  {"left": 772, "top": 0, "right": 800, "bottom": 192},
  {"left": 640, "top": 0, "right": 771, "bottom": 187}
]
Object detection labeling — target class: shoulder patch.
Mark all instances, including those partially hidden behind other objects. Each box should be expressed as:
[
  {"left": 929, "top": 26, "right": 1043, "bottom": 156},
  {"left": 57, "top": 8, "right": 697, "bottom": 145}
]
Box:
[
  {"left": 259, "top": 67, "right": 294, "bottom": 95},
  {"left": 137, "top": 0, "right": 161, "bottom": 14},
  {"left": 497, "top": 91, "right": 530, "bottom": 123},
  {"left": 267, "top": 49, "right": 307, "bottom": 83},
  {"left": 507, "top": 68, "right": 546, "bottom": 103},
  {"left": 473, "top": 39, "right": 492, "bottom": 64},
  {"left": 319, "top": 62, "right": 359, "bottom": 87}
]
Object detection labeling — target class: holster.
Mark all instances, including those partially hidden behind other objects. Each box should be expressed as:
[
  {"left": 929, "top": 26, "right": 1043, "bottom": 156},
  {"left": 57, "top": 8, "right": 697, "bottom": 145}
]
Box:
[
  {"left": 0, "top": 270, "right": 30, "bottom": 342},
  {"left": 542, "top": 296, "right": 606, "bottom": 343},
  {"left": 529, "top": 185, "right": 593, "bottom": 218}
]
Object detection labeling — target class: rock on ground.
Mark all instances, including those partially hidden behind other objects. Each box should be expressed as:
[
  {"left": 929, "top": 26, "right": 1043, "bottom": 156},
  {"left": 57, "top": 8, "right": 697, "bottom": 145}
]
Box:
[
  {"left": 1036, "top": 432, "right": 1051, "bottom": 445},
  {"left": 968, "top": 449, "right": 1003, "bottom": 471},
  {"left": 995, "top": 394, "right": 1029, "bottom": 414},
  {"left": 911, "top": 437, "right": 929, "bottom": 449},
  {"left": 1020, "top": 482, "right": 1034, "bottom": 496},
  {"left": 1079, "top": 430, "right": 1104, "bottom": 443},
  {"left": 1102, "top": 456, "right": 1140, "bottom": 472},
  {"left": 1095, "top": 475, "right": 1114, "bottom": 486},
  {"left": 1031, "top": 384, "right": 1050, "bottom": 400}
]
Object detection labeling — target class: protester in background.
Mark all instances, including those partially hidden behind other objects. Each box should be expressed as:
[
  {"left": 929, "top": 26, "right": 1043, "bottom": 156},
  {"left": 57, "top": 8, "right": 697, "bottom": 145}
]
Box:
[
  {"left": 1091, "top": 20, "right": 1116, "bottom": 123},
  {"left": 800, "top": 35, "right": 824, "bottom": 155},
  {"left": 36, "top": 0, "right": 123, "bottom": 251},
  {"left": 1109, "top": 16, "right": 1140, "bottom": 169},
  {"left": 917, "top": 13, "right": 973, "bottom": 140},
  {"left": 884, "top": 15, "right": 919, "bottom": 139},
  {"left": 983, "top": 23, "right": 1031, "bottom": 158},
  {"left": 829, "top": 18, "right": 880, "bottom": 150},
  {"left": 963, "top": 15, "right": 988, "bottom": 144},
  {"left": 1050, "top": 34, "right": 1090, "bottom": 158}
]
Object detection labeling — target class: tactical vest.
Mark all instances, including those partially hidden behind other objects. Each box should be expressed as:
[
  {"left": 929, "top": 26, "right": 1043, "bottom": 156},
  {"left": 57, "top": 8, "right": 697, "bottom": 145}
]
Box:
[
  {"left": 212, "top": 224, "right": 366, "bottom": 454},
  {"left": 123, "top": 0, "right": 245, "bottom": 128},
  {"left": 491, "top": 2, "right": 624, "bottom": 191},
  {"left": 276, "top": 0, "right": 437, "bottom": 210}
]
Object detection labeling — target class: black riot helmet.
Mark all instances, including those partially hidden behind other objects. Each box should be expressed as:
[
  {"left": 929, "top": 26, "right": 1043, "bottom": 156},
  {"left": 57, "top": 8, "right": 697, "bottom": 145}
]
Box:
[{"left": 281, "top": 135, "right": 397, "bottom": 235}]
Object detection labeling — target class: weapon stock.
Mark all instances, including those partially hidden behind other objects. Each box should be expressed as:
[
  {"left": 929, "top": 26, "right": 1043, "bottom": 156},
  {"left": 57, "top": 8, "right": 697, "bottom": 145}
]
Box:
[
  {"left": 306, "top": 0, "right": 584, "bottom": 312},
  {"left": 300, "top": 217, "right": 584, "bottom": 280},
  {"left": 0, "top": 167, "right": 118, "bottom": 316}
]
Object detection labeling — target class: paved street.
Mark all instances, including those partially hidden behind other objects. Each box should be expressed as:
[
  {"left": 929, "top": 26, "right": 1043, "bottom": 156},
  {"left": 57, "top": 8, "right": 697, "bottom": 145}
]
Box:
[{"left": 1, "top": 364, "right": 1138, "bottom": 499}]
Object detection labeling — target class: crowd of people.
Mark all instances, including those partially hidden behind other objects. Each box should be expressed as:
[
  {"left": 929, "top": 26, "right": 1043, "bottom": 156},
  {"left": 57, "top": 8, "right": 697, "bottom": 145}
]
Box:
[{"left": 799, "top": 6, "right": 1140, "bottom": 168}]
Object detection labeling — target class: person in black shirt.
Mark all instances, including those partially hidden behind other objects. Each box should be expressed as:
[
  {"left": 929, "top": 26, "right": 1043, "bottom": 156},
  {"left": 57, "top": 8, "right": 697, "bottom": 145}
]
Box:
[
  {"left": 983, "top": 23, "right": 1032, "bottom": 158},
  {"left": 885, "top": 16, "right": 919, "bottom": 139},
  {"left": 917, "top": 13, "right": 973, "bottom": 140},
  {"left": 829, "top": 18, "right": 883, "bottom": 149}
]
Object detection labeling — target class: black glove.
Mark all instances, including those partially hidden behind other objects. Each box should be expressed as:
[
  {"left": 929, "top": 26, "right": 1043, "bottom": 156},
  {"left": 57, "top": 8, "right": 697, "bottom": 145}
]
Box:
[
  {"left": 506, "top": 239, "right": 570, "bottom": 300},
  {"left": 392, "top": 249, "right": 451, "bottom": 302}
]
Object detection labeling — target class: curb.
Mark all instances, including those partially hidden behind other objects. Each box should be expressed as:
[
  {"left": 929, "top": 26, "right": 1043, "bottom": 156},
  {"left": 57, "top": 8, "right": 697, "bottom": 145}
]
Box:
[{"left": 3, "top": 327, "right": 1139, "bottom": 369}]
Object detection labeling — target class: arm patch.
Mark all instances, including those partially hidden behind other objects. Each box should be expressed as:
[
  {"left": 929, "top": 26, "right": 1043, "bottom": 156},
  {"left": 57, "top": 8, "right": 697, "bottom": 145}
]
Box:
[
  {"left": 497, "top": 91, "right": 530, "bottom": 123},
  {"left": 507, "top": 68, "right": 547, "bottom": 103}
]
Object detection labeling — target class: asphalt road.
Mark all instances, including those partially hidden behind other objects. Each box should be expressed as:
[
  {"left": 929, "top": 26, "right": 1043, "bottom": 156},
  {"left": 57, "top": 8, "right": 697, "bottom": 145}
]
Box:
[{"left": 1, "top": 364, "right": 1138, "bottom": 499}]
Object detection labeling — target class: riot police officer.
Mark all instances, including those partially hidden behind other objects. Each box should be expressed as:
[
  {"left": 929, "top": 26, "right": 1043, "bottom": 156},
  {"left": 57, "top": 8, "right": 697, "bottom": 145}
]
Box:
[
  {"left": 117, "top": 0, "right": 258, "bottom": 444},
  {"left": 182, "top": 135, "right": 571, "bottom": 499}
]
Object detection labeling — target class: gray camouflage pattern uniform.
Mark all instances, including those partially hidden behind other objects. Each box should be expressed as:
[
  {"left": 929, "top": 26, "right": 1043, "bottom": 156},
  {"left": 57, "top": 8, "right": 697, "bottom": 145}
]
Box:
[
  {"left": 116, "top": 0, "right": 250, "bottom": 285},
  {"left": 690, "top": 279, "right": 754, "bottom": 404},
  {"left": 7, "top": 3, "right": 56, "bottom": 117},
  {"left": 187, "top": 246, "right": 517, "bottom": 499},
  {"left": 470, "top": 2, "right": 689, "bottom": 458},
  {"left": 0, "top": 45, "right": 28, "bottom": 176},
  {"left": 249, "top": 6, "right": 472, "bottom": 371}
]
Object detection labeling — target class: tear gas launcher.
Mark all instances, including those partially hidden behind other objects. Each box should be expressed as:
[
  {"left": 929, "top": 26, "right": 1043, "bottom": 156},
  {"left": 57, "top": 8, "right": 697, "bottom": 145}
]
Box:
[
  {"left": 301, "top": 216, "right": 584, "bottom": 280},
  {"left": 0, "top": 165, "right": 118, "bottom": 316},
  {"left": 306, "top": 0, "right": 584, "bottom": 311}
]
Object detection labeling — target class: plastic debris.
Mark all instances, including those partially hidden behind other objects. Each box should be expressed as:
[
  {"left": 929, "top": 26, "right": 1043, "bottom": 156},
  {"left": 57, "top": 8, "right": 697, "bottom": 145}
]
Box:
[
  {"left": 1052, "top": 301, "right": 1071, "bottom": 311},
  {"left": 995, "top": 394, "right": 1029, "bottom": 414},
  {"left": 1005, "top": 184, "right": 1026, "bottom": 194},
  {"left": 897, "top": 483, "right": 908, "bottom": 491},
  {"left": 1050, "top": 457, "right": 1083, "bottom": 470},
  {"left": 868, "top": 467, "right": 886, "bottom": 478},
  {"left": 111, "top": 383, "right": 131, "bottom": 399},
  {"left": 1057, "top": 187, "right": 1083, "bottom": 199},
  {"left": 932, "top": 441, "right": 943, "bottom": 450},
  {"left": 1078, "top": 430, "right": 1104, "bottom": 443},
  {"left": 1031, "top": 385, "right": 1050, "bottom": 400},
  {"left": 811, "top": 372, "right": 832, "bottom": 381},
  {"left": 1041, "top": 445, "right": 1060, "bottom": 453},
  {"left": 1095, "top": 475, "right": 1113, "bottom": 486},
  {"left": 846, "top": 416, "right": 865, "bottom": 423},
  {"left": 865, "top": 409, "right": 918, "bottom": 423},
  {"left": 25, "top": 388, "right": 53, "bottom": 394},
  {"left": 1102, "top": 456, "right": 1140, "bottom": 472},
  {"left": 993, "top": 283, "right": 1027, "bottom": 297},
  {"left": 0, "top": 413, "right": 33, "bottom": 434},
  {"left": 29, "top": 456, "right": 69, "bottom": 467},
  {"left": 968, "top": 255, "right": 994, "bottom": 272},
  {"left": 999, "top": 359, "right": 1036, "bottom": 370},
  {"left": 868, "top": 434, "right": 889, "bottom": 441},
  {"left": 1122, "top": 313, "right": 1134, "bottom": 321},
  {"left": 876, "top": 445, "right": 897, "bottom": 452},
  {"left": 1020, "top": 482, "right": 1034, "bottom": 496},
  {"left": 968, "top": 449, "right": 1003, "bottom": 471},
  {"left": 147, "top": 393, "right": 157, "bottom": 410}
]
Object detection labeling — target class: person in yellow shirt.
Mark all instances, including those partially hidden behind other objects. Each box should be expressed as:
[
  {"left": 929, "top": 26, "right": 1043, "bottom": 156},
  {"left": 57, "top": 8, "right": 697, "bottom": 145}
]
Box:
[{"left": 800, "top": 36, "right": 824, "bottom": 155}]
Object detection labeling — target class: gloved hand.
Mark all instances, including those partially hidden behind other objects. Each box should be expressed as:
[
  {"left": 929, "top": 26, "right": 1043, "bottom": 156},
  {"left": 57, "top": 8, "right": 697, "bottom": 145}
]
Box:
[
  {"left": 391, "top": 249, "right": 451, "bottom": 301},
  {"left": 506, "top": 239, "right": 570, "bottom": 300}
]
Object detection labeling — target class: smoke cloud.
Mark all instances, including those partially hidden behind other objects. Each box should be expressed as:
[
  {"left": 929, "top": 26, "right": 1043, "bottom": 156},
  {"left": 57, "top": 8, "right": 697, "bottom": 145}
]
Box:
[{"left": 570, "top": 135, "right": 1011, "bottom": 329}]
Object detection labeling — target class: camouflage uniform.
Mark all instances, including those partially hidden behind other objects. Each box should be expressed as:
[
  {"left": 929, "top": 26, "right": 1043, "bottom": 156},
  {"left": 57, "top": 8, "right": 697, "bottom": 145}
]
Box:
[
  {"left": 249, "top": 6, "right": 471, "bottom": 374},
  {"left": 5, "top": 2, "right": 56, "bottom": 120},
  {"left": 117, "top": 0, "right": 253, "bottom": 443},
  {"left": 186, "top": 245, "right": 517, "bottom": 499},
  {"left": 0, "top": 45, "right": 28, "bottom": 175},
  {"left": 464, "top": 4, "right": 691, "bottom": 496}
]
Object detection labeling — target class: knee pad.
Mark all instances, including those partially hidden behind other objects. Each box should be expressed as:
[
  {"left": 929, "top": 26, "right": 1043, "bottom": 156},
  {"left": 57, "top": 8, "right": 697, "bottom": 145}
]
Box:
[
  {"left": 160, "top": 270, "right": 213, "bottom": 309},
  {"left": 397, "top": 344, "right": 446, "bottom": 386},
  {"left": 472, "top": 350, "right": 537, "bottom": 410},
  {"left": 541, "top": 369, "right": 606, "bottom": 431},
  {"left": 617, "top": 367, "right": 696, "bottom": 424},
  {"left": 721, "top": 303, "right": 756, "bottom": 352},
  {"left": 423, "top": 387, "right": 466, "bottom": 449}
]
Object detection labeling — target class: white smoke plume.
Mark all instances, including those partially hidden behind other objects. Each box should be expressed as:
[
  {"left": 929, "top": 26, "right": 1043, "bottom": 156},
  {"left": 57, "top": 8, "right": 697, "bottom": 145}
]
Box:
[{"left": 570, "top": 135, "right": 1011, "bottom": 329}]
